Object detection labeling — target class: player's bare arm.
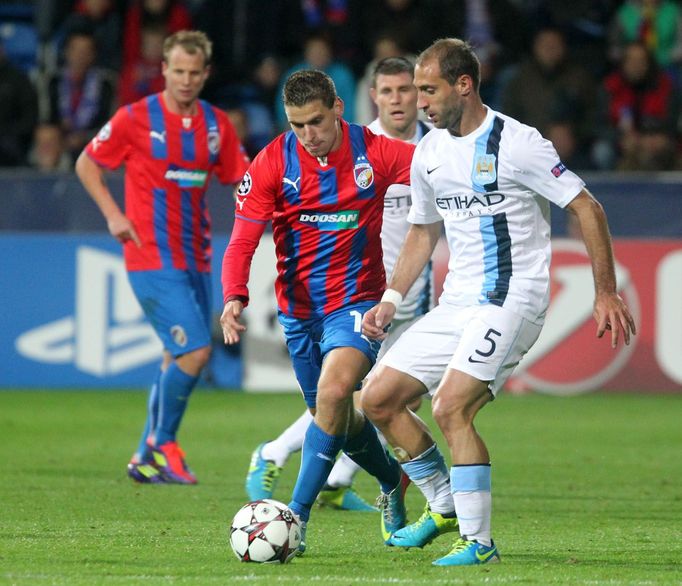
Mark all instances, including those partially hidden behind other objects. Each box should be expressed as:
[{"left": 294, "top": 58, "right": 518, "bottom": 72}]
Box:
[
  {"left": 75, "top": 151, "right": 141, "bottom": 247},
  {"left": 220, "top": 299, "right": 247, "bottom": 345},
  {"left": 362, "top": 221, "right": 442, "bottom": 339},
  {"left": 566, "top": 189, "right": 637, "bottom": 347}
]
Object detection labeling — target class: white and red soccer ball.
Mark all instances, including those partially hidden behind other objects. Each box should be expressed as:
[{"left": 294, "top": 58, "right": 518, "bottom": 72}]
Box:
[{"left": 230, "top": 499, "right": 302, "bottom": 564}]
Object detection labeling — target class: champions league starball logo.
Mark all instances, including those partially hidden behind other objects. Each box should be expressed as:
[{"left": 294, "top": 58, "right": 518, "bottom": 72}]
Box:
[
  {"left": 91, "top": 122, "right": 112, "bottom": 151},
  {"left": 237, "top": 172, "right": 252, "bottom": 196},
  {"left": 97, "top": 122, "right": 112, "bottom": 142}
]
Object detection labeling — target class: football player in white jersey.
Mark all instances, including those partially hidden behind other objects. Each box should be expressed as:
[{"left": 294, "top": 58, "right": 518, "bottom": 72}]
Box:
[
  {"left": 361, "top": 38, "right": 636, "bottom": 566},
  {"left": 244, "top": 57, "right": 435, "bottom": 512}
]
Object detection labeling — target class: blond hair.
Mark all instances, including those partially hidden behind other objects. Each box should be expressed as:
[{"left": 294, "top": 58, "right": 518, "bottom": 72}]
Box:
[{"left": 163, "top": 30, "right": 212, "bottom": 66}]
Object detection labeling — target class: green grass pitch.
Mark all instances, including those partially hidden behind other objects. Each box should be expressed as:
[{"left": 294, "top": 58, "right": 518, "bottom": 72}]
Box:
[{"left": 1, "top": 389, "right": 681, "bottom": 585}]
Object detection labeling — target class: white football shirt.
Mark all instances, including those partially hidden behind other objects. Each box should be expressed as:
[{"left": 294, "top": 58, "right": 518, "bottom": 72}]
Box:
[
  {"left": 409, "top": 107, "right": 584, "bottom": 323},
  {"left": 368, "top": 118, "right": 433, "bottom": 320}
]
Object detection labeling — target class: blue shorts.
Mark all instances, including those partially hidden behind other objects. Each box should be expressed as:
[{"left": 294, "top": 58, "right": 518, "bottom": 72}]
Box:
[
  {"left": 278, "top": 301, "right": 383, "bottom": 408},
  {"left": 128, "top": 269, "right": 212, "bottom": 357}
]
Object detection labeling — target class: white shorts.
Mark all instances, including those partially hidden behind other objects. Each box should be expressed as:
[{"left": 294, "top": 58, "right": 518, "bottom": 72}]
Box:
[
  {"left": 376, "top": 315, "right": 424, "bottom": 362},
  {"left": 364, "top": 315, "right": 426, "bottom": 383},
  {"left": 380, "top": 302, "right": 543, "bottom": 396}
]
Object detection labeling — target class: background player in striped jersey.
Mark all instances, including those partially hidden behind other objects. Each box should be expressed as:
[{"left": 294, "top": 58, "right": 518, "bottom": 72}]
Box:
[
  {"left": 220, "top": 70, "right": 415, "bottom": 553},
  {"left": 362, "top": 38, "right": 636, "bottom": 566},
  {"left": 76, "top": 31, "right": 249, "bottom": 485},
  {"left": 242, "top": 57, "right": 434, "bottom": 513}
]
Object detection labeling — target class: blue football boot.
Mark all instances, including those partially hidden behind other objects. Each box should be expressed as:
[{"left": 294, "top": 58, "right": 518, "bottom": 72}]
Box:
[
  {"left": 432, "top": 538, "right": 500, "bottom": 566},
  {"left": 389, "top": 503, "right": 458, "bottom": 548},
  {"left": 245, "top": 442, "right": 281, "bottom": 500}
]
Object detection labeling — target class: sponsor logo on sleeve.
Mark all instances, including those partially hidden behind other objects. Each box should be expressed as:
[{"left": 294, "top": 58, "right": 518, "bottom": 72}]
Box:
[
  {"left": 237, "top": 172, "right": 252, "bottom": 196},
  {"left": 91, "top": 122, "right": 112, "bottom": 151},
  {"left": 97, "top": 122, "right": 112, "bottom": 142},
  {"left": 551, "top": 161, "right": 567, "bottom": 177}
]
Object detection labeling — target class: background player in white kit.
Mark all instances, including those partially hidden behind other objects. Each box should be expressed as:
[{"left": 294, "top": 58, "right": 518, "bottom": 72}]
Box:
[
  {"left": 361, "top": 38, "right": 636, "bottom": 566},
  {"left": 245, "top": 57, "right": 434, "bottom": 511}
]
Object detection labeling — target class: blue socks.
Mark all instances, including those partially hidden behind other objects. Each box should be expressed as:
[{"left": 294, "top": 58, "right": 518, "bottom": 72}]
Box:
[
  {"left": 155, "top": 362, "right": 198, "bottom": 446},
  {"left": 289, "top": 421, "right": 345, "bottom": 522},
  {"left": 134, "top": 369, "right": 161, "bottom": 462},
  {"left": 288, "top": 417, "right": 403, "bottom": 522},
  {"left": 343, "top": 417, "right": 401, "bottom": 494}
]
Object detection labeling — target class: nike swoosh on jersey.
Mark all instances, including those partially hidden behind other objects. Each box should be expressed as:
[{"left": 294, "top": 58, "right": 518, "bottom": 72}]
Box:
[
  {"left": 426, "top": 165, "right": 442, "bottom": 175},
  {"left": 468, "top": 356, "right": 487, "bottom": 364}
]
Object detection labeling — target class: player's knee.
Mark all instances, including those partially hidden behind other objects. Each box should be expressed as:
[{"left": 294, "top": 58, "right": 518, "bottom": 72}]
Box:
[
  {"left": 361, "top": 381, "right": 396, "bottom": 426},
  {"left": 181, "top": 345, "right": 212, "bottom": 372},
  {"left": 432, "top": 393, "right": 468, "bottom": 431},
  {"left": 407, "top": 396, "right": 423, "bottom": 413},
  {"left": 317, "top": 379, "right": 352, "bottom": 410}
]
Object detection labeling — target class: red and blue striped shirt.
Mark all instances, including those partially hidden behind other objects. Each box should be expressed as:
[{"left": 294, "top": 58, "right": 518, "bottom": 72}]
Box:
[
  {"left": 86, "top": 93, "right": 249, "bottom": 272},
  {"left": 221, "top": 120, "right": 414, "bottom": 319}
]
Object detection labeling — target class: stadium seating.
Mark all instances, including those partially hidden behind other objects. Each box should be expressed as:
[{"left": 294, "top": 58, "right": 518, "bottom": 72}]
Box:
[{"left": 0, "top": 3, "right": 37, "bottom": 74}]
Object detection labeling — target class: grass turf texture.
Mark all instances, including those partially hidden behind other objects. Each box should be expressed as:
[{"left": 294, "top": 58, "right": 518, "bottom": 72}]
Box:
[{"left": 1, "top": 390, "right": 680, "bottom": 585}]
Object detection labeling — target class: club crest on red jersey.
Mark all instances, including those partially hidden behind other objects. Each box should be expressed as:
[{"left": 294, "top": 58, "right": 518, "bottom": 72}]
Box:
[
  {"left": 354, "top": 156, "right": 374, "bottom": 190},
  {"left": 208, "top": 130, "right": 220, "bottom": 155}
]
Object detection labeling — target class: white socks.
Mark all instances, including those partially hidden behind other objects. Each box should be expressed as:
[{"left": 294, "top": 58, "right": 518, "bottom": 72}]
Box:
[
  {"left": 325, "top": 452, "right": 360, "bottom": 488},
  {"left": 261, "top": 410, "right": 313, "bottom": 467},
  {"left": 451, "top": 464, "right": 492, "bottom": 546}
]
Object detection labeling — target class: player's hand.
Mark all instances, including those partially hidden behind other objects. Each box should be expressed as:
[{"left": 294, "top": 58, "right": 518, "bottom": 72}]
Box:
[
  {"left": 220, "top": 300, "right": 247, "bottom": 345},
  {"left": 107, "top": 212, "right": 141, "bottom": 248},
  {"left": 593, "top": 292, "right": 637, "bottom": 348},
  {"left": 362, "top": 302, "right": 396, "bottom": 340}
]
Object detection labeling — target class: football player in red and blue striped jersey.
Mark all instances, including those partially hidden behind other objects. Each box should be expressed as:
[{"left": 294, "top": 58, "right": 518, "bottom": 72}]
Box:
[
  {"left": 76, "top": 31, "right": 249, "bottom": 485},
  {"left": 220, "top": 70, "right": 415, "bottom": 552}
]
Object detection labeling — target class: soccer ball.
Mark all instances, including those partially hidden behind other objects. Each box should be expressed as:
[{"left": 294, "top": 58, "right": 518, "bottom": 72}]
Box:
[{"left": 229, "top": 499, "right": 302, "bottom": 563}]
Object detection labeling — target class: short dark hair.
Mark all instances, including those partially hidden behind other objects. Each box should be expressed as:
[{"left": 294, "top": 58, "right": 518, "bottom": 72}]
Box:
[
  {"left": 64, "top": 28, "right": 97, "bottom": 51},
  {"left": 371, "top": 56, "right": 415, "bottom": 88},
  {"left": 282, "top": 69, "right": 337, "bottom": 109},
  {"left": 417, "top": 38, "right": 481, "bottom": 91}
]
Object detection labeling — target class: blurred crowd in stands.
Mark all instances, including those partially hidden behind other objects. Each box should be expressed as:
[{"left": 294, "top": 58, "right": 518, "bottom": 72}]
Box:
[{"left": 1, "top": 0, "right": 681, "bottom": 173}]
